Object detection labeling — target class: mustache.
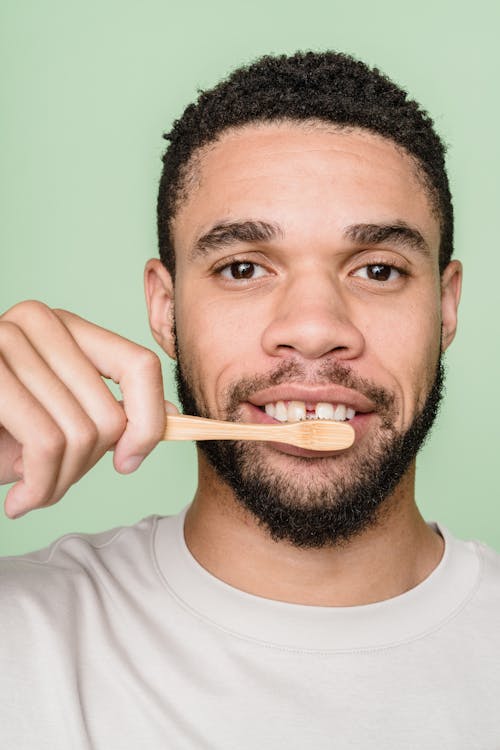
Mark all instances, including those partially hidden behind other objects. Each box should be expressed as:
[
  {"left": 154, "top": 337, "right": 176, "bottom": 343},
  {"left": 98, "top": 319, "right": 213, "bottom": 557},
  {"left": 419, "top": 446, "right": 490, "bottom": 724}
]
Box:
[{"left": 224, "top": 358, "right": 396, "bottom": 416}]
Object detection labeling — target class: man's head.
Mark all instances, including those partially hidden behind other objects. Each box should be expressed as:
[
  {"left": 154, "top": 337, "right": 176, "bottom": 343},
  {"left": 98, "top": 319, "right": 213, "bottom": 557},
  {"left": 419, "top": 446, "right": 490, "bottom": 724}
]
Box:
[{"left": 146, "top": 51, "right": 462, "bottom": 548}]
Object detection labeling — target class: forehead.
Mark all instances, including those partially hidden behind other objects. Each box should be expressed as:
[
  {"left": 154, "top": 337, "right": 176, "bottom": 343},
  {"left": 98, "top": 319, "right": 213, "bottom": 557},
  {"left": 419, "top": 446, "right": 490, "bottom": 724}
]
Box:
[{"left": 172, "top": 123, "right": 440, "bottom": 257}]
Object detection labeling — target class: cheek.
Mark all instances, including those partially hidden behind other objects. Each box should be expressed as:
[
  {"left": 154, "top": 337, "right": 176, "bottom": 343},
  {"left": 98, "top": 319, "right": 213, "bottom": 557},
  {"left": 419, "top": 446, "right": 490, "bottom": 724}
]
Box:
[
  {"left": 362, "top": 279, "right": 441, "bottom": 356},
  {"left": 175, "top": 292, "right": 264, "bottom": 407},
  {"left": 359, "top": 293, "right": 442, "bottom": 411},
  {"left": 402, "top": 295, "right": 442, "bottom": 371},
  {"left": 185, "top": 300, "right": 261, "bottom": 358}
]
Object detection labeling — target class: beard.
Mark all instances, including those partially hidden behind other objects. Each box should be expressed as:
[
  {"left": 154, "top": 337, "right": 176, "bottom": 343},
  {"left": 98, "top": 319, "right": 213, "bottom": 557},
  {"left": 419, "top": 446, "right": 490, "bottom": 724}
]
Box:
[{"left": 174, "top": 343, "right": 445, "bottom": 550}]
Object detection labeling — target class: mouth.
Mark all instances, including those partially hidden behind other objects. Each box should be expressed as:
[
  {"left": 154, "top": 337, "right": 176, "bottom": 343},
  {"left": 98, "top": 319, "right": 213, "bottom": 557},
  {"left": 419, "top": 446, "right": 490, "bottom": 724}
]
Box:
[{"left": 241, "top": 387, "right": 376, "bottom": 457}]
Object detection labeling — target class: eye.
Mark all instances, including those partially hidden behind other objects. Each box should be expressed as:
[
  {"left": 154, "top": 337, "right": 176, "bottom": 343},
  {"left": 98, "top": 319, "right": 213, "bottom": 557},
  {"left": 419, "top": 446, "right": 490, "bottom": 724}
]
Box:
[
  {"left": 353, "top": 264, "right": 404, "bottom": 282},
  {"left": 219, "top": 261, "right": 268, "bottom": 281}
]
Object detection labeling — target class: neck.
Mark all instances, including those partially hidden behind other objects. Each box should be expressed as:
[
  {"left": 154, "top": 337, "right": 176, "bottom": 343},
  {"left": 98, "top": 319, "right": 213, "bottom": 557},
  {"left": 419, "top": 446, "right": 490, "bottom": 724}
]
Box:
[{"left": 183, "top": 452, "right": 444, "bottom": 607}]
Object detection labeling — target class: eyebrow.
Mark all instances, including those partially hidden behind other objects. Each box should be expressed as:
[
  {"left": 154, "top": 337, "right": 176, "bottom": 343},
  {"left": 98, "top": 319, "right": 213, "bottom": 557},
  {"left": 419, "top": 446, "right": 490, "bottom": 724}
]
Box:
[
  {"left": 343, "top": 221, "right": 430, "bottom": 256},
  {"left": 190, "top": 220, "right": 282, "bottom": 260},
  {"left": 190, "top": 218, "right": 430, "bottom": 261}
]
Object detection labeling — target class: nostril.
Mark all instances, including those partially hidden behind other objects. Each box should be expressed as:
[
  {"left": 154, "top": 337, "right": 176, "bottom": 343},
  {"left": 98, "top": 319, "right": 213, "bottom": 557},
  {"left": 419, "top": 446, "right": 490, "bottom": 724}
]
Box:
[{"left": 261, "top": 306, "right": 366, "bottom": 361}]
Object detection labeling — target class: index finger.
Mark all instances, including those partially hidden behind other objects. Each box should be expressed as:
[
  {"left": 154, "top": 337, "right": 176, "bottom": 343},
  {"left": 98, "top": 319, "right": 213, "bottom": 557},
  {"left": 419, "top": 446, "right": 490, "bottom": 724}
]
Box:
[{"left": 54, "top": 310, "right": 167, "bottom": 472}]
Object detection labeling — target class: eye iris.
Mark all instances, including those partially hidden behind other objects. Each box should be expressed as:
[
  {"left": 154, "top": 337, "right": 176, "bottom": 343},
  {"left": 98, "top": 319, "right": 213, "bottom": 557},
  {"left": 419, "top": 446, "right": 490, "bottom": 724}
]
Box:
[
  {"left": 231, "top": 261, "right": 254, "bottom": 279},
  {"left": 367, "top": 264, "right": 391, "bottom": 281}
]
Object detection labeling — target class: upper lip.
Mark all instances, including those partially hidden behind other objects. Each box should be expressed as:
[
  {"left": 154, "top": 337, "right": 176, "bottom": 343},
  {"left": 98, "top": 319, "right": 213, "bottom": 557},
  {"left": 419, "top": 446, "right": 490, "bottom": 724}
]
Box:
[{"left": 247, "top": 385, "right": 376, "bottom": 413}]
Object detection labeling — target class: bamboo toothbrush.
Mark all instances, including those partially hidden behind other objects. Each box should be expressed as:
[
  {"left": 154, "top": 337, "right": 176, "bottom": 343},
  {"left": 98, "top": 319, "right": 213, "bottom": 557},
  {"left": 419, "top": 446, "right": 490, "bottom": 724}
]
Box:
[{"left": 163, "top": 414, "right": 354, "bottom": 451}]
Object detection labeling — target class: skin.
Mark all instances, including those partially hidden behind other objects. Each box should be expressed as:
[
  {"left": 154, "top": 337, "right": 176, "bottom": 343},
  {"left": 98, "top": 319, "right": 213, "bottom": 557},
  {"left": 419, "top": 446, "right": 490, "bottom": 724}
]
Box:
[{"left": 0, "top": 122, "right": 462, "bottom": 607}]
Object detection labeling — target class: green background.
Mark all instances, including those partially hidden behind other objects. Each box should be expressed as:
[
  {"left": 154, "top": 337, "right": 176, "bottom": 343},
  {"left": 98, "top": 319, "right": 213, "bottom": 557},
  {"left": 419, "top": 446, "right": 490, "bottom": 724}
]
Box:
[{"left": 1, "top": 0, "right": 499, "bottom": 555}]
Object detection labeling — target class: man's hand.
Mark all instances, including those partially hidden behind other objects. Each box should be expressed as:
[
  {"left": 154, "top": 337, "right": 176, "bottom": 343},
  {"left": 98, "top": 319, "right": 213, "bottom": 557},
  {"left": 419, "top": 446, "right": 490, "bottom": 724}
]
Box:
[{"left": 0, "top": 301, "right": 172, "bottom": 519}]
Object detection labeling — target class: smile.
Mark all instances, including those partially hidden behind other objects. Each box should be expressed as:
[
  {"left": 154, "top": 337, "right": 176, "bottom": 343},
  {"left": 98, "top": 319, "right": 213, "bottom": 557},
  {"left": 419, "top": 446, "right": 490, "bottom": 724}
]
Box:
[{"left": 260, "top": 401, "right": 356, "bottom": 423}]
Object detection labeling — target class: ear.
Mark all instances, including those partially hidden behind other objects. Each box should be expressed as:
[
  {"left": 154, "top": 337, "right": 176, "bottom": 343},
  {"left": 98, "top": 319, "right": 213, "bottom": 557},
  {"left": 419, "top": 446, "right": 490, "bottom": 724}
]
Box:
[
  {"left": 144, "top": 258, "right": 176, "bottom": 359},
  {"left": 440, "top": 259, "right": 463, "bottom": 352}
]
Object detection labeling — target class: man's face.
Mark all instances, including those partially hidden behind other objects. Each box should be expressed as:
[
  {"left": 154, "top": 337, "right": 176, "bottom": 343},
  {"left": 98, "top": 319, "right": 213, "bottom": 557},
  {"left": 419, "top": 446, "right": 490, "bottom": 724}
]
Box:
[{"left": 160, "top": 123, "right": 460, "bottom": 547}]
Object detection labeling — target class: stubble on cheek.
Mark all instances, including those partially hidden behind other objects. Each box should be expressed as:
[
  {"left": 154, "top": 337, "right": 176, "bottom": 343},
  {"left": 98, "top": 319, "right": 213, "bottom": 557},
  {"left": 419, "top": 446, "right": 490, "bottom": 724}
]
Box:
[{"left": 174, "top": 346, "right": 208, "bottom": 416}]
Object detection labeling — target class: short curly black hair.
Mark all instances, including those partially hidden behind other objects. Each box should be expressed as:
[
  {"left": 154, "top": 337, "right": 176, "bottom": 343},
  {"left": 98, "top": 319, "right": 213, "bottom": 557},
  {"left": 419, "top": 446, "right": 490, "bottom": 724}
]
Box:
[{"left": 157, "top": 50, "right": 453, "bottom": 276}]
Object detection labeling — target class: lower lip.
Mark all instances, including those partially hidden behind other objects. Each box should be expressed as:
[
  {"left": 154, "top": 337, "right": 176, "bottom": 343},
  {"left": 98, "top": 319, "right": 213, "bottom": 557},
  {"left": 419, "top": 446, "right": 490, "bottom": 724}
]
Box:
[{"left": 243, "top": 403, "right": 374, "bottom": 457}]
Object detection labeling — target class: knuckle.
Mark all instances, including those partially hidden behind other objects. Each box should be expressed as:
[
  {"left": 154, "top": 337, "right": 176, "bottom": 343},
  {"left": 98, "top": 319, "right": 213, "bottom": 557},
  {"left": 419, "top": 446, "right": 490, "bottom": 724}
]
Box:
[
  {"left": 132, "top": 347, "right": 161, "bottom": 376},
  {"left": 68, "top": 420, "right": 99, "bottom": 455},
  {"left": 100, "top": 407, "right": 127, "bottom": 445},
  {"left": 0, "top": 320, "right": 24, "bottom": 349},
  {"left": 39, "top": 426, "right": 66, "bottom": 459},
  {"left": 3, "top": 299, "right": 54, "bottom": 326},
  {"left": 51, "top": 308, "right": 71, "bottom": 322}
]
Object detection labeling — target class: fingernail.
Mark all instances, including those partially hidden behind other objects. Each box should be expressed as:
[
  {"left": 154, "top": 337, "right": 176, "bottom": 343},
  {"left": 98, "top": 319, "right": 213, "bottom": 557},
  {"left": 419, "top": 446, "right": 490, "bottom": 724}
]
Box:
[
  {"left": 165, "top": 402, "right": 180, "bottom": 415},
  {"left": 121, "top": 455, "right": 144, "bottom": 473}
]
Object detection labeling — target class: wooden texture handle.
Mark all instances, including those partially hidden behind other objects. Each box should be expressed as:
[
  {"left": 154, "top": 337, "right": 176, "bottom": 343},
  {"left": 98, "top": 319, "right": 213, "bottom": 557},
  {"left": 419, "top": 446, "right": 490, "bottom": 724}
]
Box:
[{"left": 163, "top": 414, "right": 354, "bottom": 451}]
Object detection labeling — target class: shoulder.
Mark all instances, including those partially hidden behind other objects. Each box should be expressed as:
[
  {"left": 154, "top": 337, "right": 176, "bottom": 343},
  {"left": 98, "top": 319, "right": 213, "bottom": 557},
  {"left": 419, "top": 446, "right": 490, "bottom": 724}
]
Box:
[
  {"left": 450, "top": 530, "right": 500, "bottom": 625},
  {"left": 0, "top": 515, "right": 162, "bottom": 614},
  {"left": 455, "top": 536, "right": 500, "bottom": 649},
  {"left": 474, "top": 538, "right": 500, "bottom": 594}
]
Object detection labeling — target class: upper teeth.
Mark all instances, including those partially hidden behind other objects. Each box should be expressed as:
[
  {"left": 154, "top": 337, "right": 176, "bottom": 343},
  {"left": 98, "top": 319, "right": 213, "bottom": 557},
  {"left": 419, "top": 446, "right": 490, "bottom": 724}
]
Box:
[{"left": 264, "top": 401, "right": 356, "bottom": 423}]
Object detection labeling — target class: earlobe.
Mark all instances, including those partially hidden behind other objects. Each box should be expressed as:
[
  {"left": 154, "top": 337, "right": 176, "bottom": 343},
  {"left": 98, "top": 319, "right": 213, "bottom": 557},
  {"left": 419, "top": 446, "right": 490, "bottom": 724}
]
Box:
[
  {"left": 144, "top": 258, "right": 177, "bottom": 359},
  {"left": 440, "top": 259, "right": 463, "bottom": 352}
]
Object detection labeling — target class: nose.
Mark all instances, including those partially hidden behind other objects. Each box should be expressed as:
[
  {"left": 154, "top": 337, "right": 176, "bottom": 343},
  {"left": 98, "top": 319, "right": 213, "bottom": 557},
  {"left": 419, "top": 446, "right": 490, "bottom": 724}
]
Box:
[{"left": 261, "top": 274, "right": 365, "bottom": 361}]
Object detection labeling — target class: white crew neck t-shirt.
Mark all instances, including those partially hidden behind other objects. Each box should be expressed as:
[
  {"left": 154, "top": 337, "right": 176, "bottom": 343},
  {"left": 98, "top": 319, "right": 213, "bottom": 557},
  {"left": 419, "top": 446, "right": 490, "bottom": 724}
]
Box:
[{"left": 1, "top": 504, "right": 499, "bottom": 749}]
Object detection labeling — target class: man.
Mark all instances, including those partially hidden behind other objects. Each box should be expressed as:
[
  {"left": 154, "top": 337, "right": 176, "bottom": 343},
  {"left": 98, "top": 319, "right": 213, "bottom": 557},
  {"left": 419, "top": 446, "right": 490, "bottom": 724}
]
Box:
[{"left": 0, "top": 51, "right": 499, "bottom": 748}]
